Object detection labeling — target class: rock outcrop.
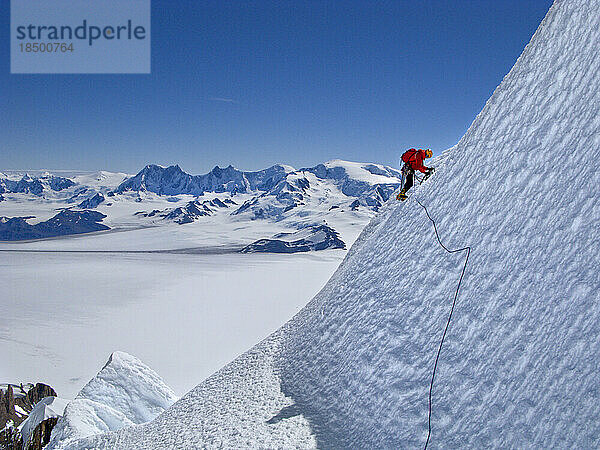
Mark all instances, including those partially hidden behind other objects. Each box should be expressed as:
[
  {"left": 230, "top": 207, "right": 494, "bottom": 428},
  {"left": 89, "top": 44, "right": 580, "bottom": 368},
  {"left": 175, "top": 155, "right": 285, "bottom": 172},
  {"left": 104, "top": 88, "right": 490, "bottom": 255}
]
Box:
[
  {"left": 77, "top": 193, "right": 105, "bottom": 209},
  {"left": 241, "top": 224, "right": 346, "bottom": 253},
  {"left": 0, "top": 383, "right": 59, "bottom": 449}
]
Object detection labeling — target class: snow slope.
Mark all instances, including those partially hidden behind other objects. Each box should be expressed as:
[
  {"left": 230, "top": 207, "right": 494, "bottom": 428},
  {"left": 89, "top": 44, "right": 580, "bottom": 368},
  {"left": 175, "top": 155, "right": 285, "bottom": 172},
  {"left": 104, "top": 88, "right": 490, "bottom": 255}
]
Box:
[
  {"left": 75, "top": 351, "right": 178, "bottom": 423},
  {"left": 53, "top": 0, "right": 600, "bottom": 447}
]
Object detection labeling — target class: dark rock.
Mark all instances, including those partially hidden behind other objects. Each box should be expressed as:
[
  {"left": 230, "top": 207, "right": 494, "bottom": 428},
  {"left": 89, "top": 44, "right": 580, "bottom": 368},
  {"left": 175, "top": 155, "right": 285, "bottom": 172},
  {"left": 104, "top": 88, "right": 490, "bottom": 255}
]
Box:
[
  {"left": 5, "top": 385, "right": 14, "bottom": 416},
  {"left": 66, "top": 188, "right": 88, "bottom": 203},
  {"left": 164, "top": 201, "right": 212, "bottom": 224},
  {"left": 45, "top": 176, "right": 75, "bottom": 192},
  {"left": 15, "top": 176, "right": 44, "bottom": 195},
  {"left": 26, "top": 416, "right": 58, "bottom": 450},
  {"left": 0, "top": 382, "right": 58, "bottom": 449},
  {"left": 0, "top": 425, "right": 22, "bottom": 450},
  {"left": 25, "top": 384, "right": 57, "bottom": 407}
]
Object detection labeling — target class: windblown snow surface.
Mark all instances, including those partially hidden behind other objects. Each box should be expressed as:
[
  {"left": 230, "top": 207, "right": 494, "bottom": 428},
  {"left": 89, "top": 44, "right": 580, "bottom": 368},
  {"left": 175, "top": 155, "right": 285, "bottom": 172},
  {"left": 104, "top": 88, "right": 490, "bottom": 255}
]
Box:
[
  {"left": 58, "top": 0, "right": 599, "bottom": 448},
  {"left": 47, "top": 352, "right": 177, "bottom": 448}
]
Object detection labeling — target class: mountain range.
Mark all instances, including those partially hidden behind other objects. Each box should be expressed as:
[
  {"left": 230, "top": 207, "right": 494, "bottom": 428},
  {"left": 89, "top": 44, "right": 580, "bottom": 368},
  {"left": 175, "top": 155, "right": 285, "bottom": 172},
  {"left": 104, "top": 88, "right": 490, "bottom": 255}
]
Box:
[{"left": 0, "top": 160, "right": 403, "bottom": 251}]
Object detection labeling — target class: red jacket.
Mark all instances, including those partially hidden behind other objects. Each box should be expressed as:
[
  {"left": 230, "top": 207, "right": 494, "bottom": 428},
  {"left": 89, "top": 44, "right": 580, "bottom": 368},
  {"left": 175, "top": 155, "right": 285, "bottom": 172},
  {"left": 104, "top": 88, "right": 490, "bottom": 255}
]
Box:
[{"left": 401, "top": 148, "right": 429, "bottom": 173}]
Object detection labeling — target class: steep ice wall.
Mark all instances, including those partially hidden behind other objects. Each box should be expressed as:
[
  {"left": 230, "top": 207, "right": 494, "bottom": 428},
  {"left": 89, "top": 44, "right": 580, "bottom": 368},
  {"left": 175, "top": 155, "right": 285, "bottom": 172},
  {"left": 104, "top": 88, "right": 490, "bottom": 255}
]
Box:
[{"left": 60, "top": 0, "right": 599, "bottom": 448}]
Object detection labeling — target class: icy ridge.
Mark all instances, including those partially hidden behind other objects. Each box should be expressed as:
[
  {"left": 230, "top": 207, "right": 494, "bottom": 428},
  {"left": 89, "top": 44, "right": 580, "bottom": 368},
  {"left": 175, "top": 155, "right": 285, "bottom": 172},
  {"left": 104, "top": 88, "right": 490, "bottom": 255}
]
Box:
[{"left": 47, "top": 352, "right": 178, "bottom": 449}]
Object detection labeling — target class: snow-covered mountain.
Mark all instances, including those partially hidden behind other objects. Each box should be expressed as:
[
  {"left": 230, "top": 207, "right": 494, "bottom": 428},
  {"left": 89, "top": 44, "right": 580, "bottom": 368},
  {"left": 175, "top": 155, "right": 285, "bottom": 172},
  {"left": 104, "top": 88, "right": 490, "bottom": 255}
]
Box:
[
  {"left": 0, "top": 210, "right": 109, "bottom": 240},
  {"left": 116, "top": 163, "right": 294, "bottom": 195},
  {"left": 0, "top": 173, "right": 75, "bottom": 196},
  {"left": 241, "top": 224, "right": 346, "bottom": 253},
  {"left": 0, "top": 160, "right": 401, "bottom": 250},
  {"left": 118, "top": 160, "right": 400, "bottom": 217},
  {"left": 134, "top": 197, "right": 238, "bottom": 224},
  {"left": 56, "top": 0, "right": 600, "bottom": 447},
  {"left": 230, "top": 161, "right": 399, "bottom": 221}
]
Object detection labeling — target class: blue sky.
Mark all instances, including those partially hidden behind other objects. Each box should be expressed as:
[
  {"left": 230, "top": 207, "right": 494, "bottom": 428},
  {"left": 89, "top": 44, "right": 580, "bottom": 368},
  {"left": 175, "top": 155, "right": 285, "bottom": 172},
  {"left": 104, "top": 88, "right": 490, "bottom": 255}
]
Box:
[{"left": 1, "top": 0, "right": 553, "bottom": 173}]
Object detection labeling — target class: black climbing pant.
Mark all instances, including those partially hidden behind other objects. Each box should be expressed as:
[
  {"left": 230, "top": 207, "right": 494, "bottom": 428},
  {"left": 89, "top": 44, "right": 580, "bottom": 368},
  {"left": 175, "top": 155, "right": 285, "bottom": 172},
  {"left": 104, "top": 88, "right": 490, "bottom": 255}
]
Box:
[{"left": 403, "top": 169, "right": 414, "bottom": 192}]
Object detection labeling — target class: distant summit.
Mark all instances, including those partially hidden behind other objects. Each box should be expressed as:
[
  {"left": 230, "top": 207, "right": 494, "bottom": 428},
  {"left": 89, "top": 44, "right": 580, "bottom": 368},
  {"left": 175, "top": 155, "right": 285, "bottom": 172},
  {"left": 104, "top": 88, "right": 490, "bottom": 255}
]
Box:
[
  {"left": 116, "top": 163, "right": 293, "bottom": 196},
  {"left": 0, "top": 173, "right": 75, "bottom": 196}
]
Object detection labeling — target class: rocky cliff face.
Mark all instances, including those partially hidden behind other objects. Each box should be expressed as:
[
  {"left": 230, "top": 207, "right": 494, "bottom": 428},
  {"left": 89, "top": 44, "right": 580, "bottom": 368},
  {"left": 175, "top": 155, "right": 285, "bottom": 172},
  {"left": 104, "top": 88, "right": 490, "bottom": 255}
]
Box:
[
  {"left": 25, "top": 384, "right": 57, "bottom": 407},
  {"left": 0, "top": 383, "right": 58, "bottom": 450},
  {"left": 26, "top": 417, "right": 58, "bottom": 450}
]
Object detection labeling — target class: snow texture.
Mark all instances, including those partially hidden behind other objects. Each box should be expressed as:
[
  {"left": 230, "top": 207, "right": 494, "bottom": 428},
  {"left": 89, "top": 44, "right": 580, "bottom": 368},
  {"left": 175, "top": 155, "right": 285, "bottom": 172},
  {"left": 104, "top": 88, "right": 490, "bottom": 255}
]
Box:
[
  {"left": 47, "top": 352, "right": 177, "bottom": 449},
  {"left": 1, "top": 251, "right": 342, "bottom": 400},
  {"left": 75, "top": 351, "right": 178, "bottom": 423},
  {"left": 46, "top": 399, "right": 135, "bottom": 447},
  {"left": 41, "top": 0, "right": 600, "bottom": 447}
]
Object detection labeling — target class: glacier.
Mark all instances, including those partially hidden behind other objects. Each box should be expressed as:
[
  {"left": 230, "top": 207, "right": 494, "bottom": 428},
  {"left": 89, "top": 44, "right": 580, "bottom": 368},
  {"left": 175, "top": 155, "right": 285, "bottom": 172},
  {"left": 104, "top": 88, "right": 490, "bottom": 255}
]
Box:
[{"left": 48, "top": 0, "right": 600, "bottom": 447}]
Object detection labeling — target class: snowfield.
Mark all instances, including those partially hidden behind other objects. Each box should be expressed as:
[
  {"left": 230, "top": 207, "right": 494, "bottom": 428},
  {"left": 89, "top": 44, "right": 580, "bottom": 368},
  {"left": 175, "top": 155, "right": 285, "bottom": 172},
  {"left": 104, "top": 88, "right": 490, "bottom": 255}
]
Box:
[
  {"left": 49, "top": 0, "right": 600, "bottom": 447},
  {"left": 1, "top": 251, "right": 343, "bottom": 399},
  {"left": 1, "top": 160, "right": 396, "bottom": 404}
]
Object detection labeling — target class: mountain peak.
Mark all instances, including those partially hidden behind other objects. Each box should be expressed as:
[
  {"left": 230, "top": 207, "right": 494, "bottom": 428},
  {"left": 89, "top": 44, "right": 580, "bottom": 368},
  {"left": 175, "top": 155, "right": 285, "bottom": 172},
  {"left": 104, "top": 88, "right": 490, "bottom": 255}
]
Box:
[
  {"left": 46, "top": 352, "right": 177, "bottom": 448},
  {"left": 77, "top": 351, "right": 178, "bottom": 424}
]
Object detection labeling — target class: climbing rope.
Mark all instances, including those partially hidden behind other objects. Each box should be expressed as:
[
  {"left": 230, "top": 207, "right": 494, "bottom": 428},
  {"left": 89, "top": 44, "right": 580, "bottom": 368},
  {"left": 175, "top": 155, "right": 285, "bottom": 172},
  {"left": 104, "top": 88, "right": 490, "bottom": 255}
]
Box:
[{"left": 415, "top": 199, "right": 471, "bottom": 450}]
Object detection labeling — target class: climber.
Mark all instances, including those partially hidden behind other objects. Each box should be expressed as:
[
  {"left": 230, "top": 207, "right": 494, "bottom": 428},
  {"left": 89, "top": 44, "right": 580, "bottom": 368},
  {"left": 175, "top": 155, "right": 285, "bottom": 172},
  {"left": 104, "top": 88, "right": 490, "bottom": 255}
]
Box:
[{"left": 396, "top": 148, "right": 435, "bottom": 201}]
